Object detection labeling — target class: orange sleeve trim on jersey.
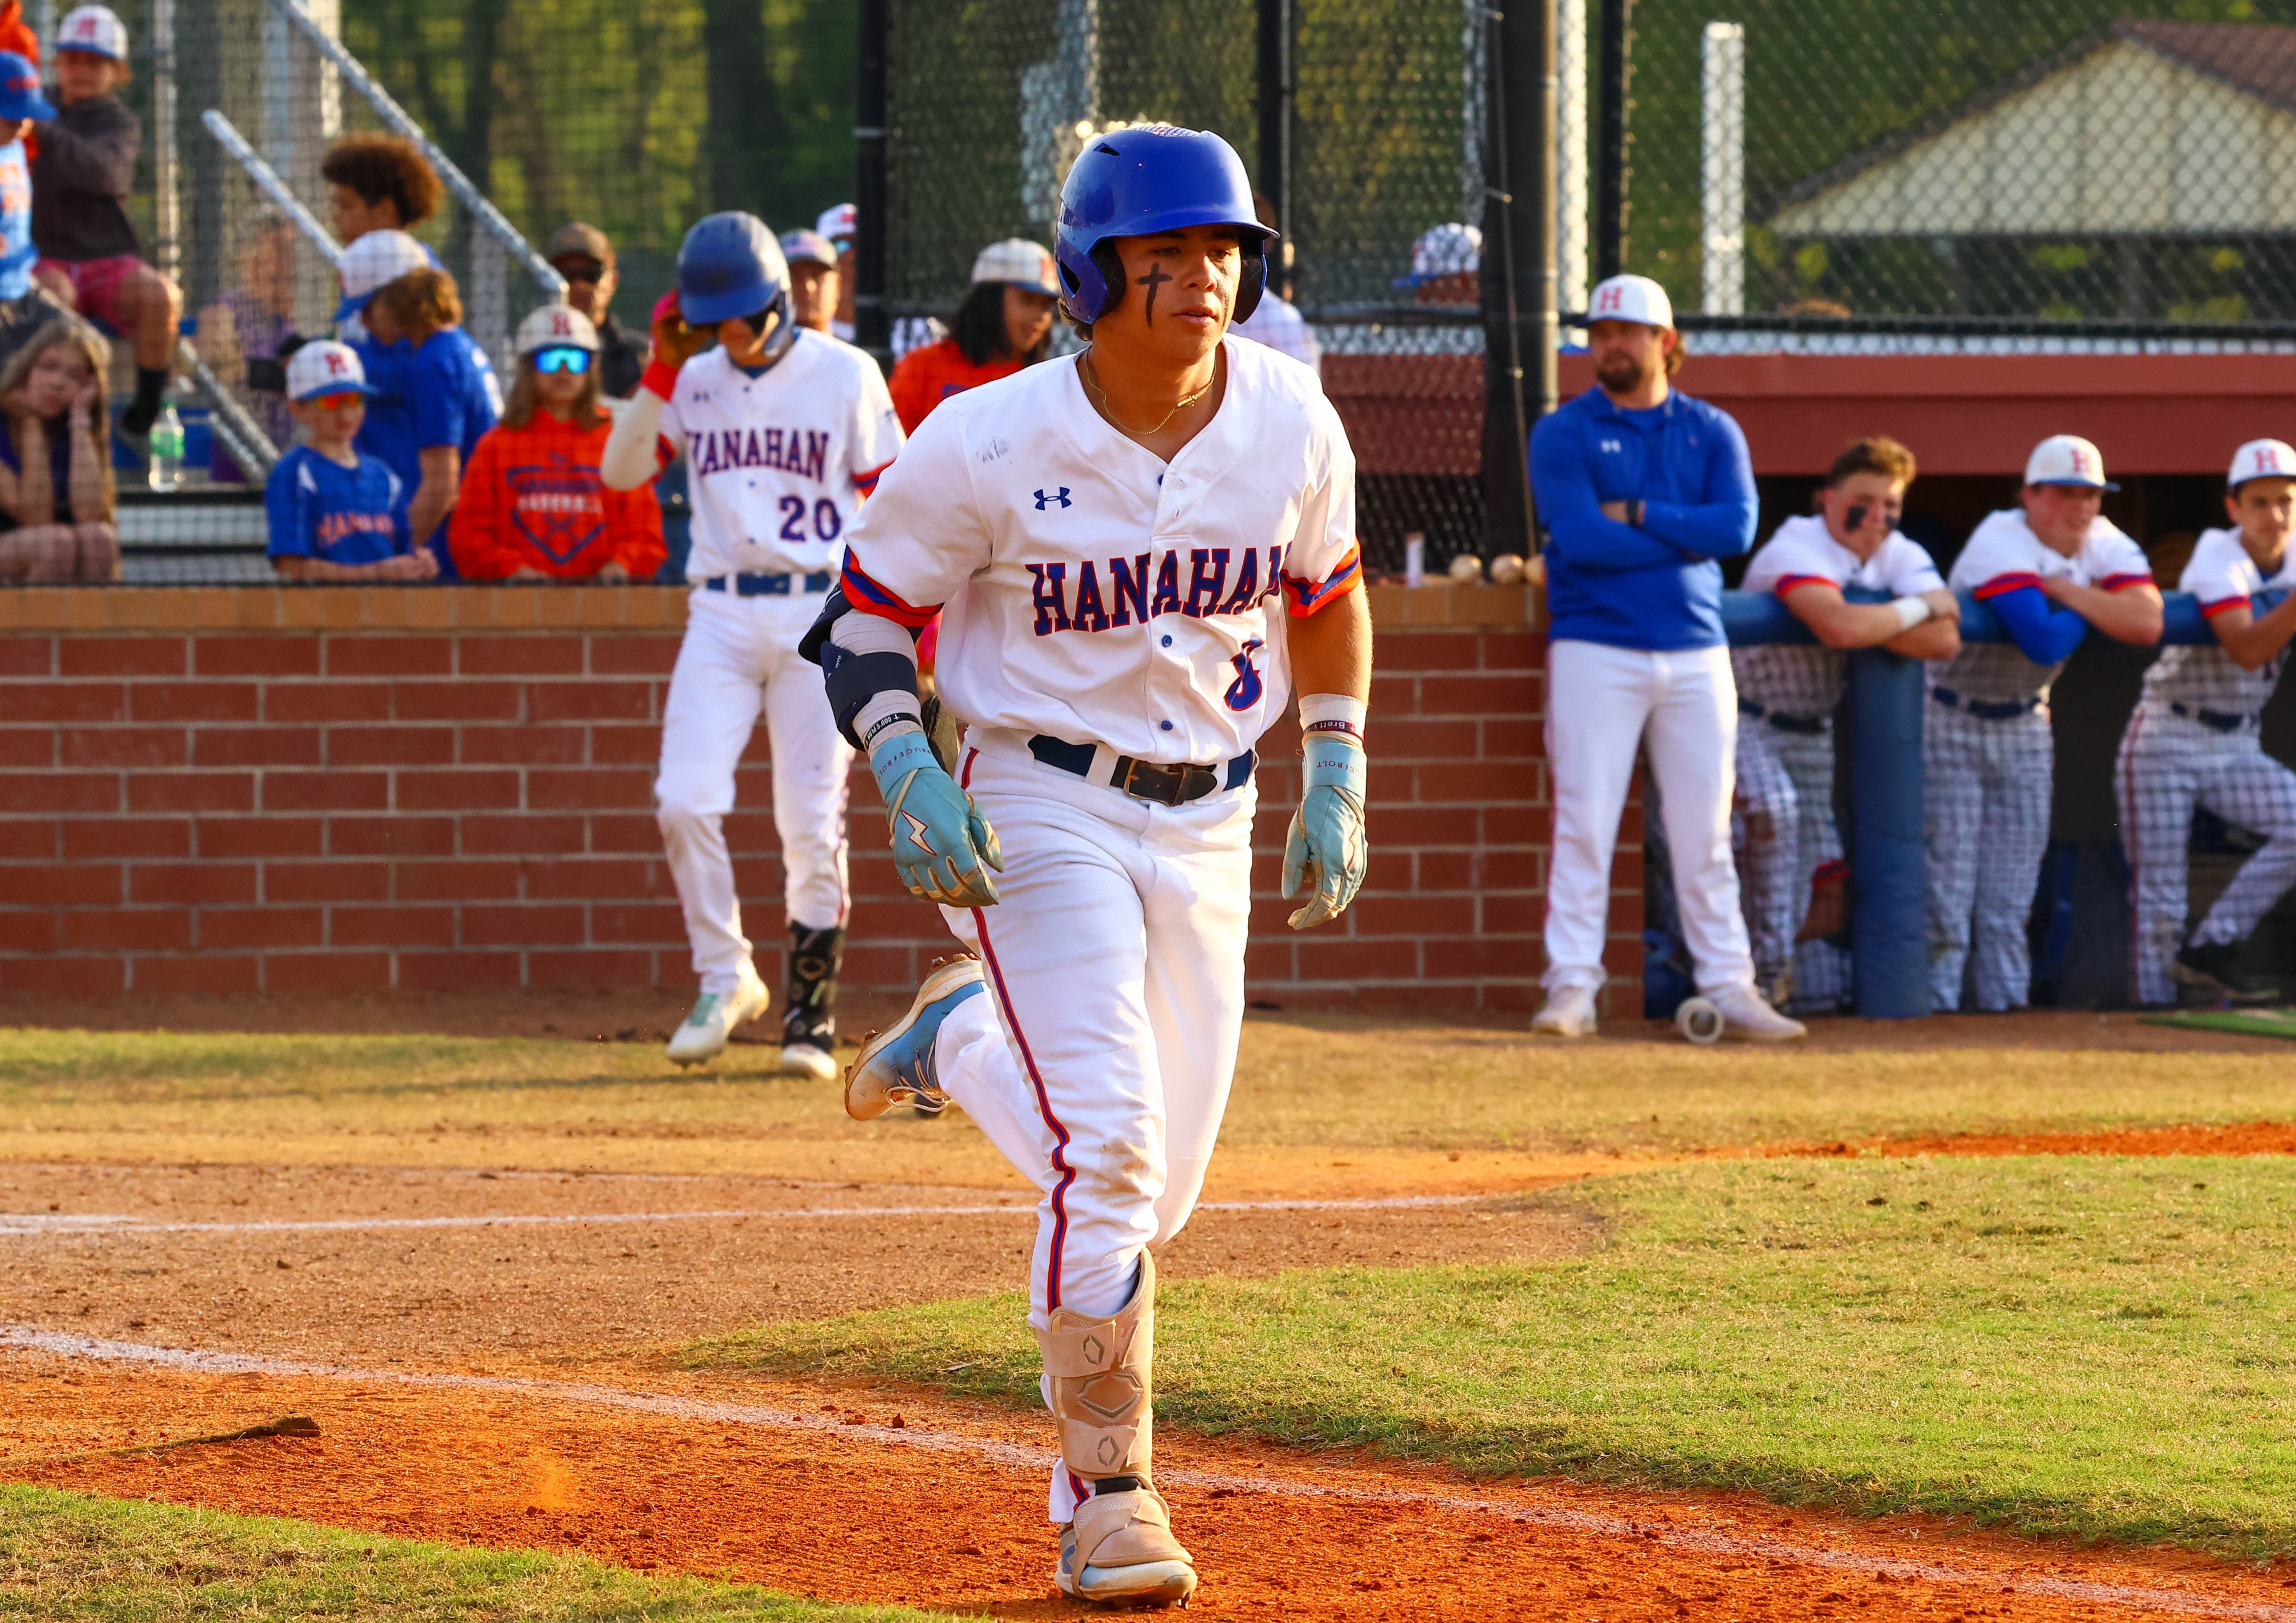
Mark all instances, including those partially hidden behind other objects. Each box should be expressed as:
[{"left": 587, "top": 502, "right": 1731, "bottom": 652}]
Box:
[
  {"left": 1971, "top": 572, "right": 2046, "bottom": 600},
  {"left": 840, "top": 556, "right": 941, "bottom": 627},
  {"left": 1281, "top": 544, "right": 1363, "bottom": 617},
  {"left": 640, "top": 359, "right": 680, "bottom": 401},
  {"left": 2101, "top": 571, "right": 2155, "bottom": 592},
  {"left": 852, "top": 458, "right": 896, "bottom": 498},
  {"left": 2200, "top": 593, "right": 2254, "bottom": 618},
  {"left": 1773, "top": 573, "right": 1840, "bottom": 599}
]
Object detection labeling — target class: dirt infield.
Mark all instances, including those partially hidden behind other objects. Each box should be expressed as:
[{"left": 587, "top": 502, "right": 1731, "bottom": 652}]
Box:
[{"left": 6, "top": 1344, "right": 2296, "bottom": 1621}]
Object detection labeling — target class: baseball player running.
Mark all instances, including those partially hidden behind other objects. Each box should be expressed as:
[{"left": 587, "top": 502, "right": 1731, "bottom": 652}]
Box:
[
  {"left": 803, "top": 126, "right": 1367, "bottom": 1606},
  {"left": 1926, "top": 434, "right": 2162, "bottom": 1011},
  {"left": 600, "top": 214, "right": 903, "bottom": 1074},
  {"left": 1733, "top": 436, "right": 1959, "bottom": 1011},
  {"left": 2118, "top": 438, "right": 2296, "bottom": 1005},
  {"left": 1527, "top": 273, "right": 1803, "bottom": 1041}
]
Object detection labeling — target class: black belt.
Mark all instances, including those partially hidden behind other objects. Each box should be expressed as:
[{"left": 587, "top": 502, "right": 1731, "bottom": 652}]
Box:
[
  {"left": 1738, "top": 698, "right": 1828, "bottom": 736},
  {"left": 1028, "top": 735, "right": 1256, "bottom": 805},
  {"left": 702, "top": 571, "right": 834, "bottom": 596},
  {"left": 1931, "top": 686, "right": 2040, "bottom": 721},
  {"left": 2171, "top": 702, "right": 2256, "bottom": 734}
]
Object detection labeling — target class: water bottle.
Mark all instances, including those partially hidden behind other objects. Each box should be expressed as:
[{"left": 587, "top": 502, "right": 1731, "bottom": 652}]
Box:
[{"left": 148, "top": 399, "right": 184, "bottom": 495}]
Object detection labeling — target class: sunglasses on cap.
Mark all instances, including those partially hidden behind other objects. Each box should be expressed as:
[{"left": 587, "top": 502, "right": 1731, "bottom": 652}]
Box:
[{"left": 532, "top": 347, "right": 591, "bottom": 374}]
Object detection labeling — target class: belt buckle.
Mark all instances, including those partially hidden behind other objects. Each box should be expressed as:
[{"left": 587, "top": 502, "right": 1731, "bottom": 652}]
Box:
[{"left": 1119, "top": 758, "right": 1185, "bottom": 806}]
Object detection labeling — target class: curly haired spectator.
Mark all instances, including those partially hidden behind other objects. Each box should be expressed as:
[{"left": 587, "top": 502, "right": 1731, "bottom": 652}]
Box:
[
  {"left": 360, "top": 261, "right": 501, "bottom": 564},
  {"left": 30, "top": 6, "right": 182, "bottom": 436},
  {"left": 320, "top": 134, "right": 444, "bottom": 245},
  {"left": 0, "top": 306, "right": 114, "bottom": 580},
  {"left": 452, "top": 305, "right": 663, "bottom": 582}
]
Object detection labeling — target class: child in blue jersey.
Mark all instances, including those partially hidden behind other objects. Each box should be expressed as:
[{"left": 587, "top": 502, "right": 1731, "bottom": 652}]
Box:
[
  {"left": 362, "top": 263, "right": 500, "bottom": 572},
  {"left": 266, "top": 339, "right": 432, "bottom": 582},
  {"left": 0, "top": 51, "right": 51, "bottom": 302}
]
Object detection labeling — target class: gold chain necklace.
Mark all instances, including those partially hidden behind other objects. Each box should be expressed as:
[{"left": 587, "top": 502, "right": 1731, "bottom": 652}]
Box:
[{"left": 1079, "top": 351, "right": 1214, "bottom": 438}]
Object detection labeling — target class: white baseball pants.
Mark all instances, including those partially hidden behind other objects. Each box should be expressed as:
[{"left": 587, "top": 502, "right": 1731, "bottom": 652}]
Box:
[
  {"left": 2117, "top": 704, "right": 2296, "bottom": 1005},
  {"left": 1734, "top": 722, "right": 1851, "bottom": 1012},
  {"left": 655, "top": 589, "right": 854, "bottom": 994},
  {"left": 1923, "top": 700, "right": 2050, "bottom": 1012},
  {"left": 928, "top": 732, "right": 1255, "bottom": 1524},
  {"left": 1545, "top": 639, "right": 1756, "bottom": 996}
]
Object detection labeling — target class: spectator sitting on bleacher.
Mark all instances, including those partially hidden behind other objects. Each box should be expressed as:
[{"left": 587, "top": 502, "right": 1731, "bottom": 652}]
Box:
[
  {"left": 451, "top": 305, "right": 661, "bottom": 582},
  {"left": 28, "top": 6, "right": 182, "bottom": 437},
  {"left": 0, "top": 51, "right": 50, "bottom": 311},
  {"left": 333, "top": 228, "right": 430, "bottom": 496},
  {"left": 264, "top": 338, "right": 429, "bottom": 583},
  {"left": 193, "top": 218, "right": 298, "bottom": 482},
  {"left": 321, "top": 134, "right": 443, "bottom": 250},
  {"left": 0, "top": 303, "right": 115, "bottom": 580},
  {"left": 361, "top": 266, "right": 499, "bottom": 569},
  {"left": 544, "top": 222, "right": 642, "bottom": 399}
]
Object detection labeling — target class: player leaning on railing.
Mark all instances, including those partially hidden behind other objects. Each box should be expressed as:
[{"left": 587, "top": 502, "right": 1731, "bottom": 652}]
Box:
[
  {"left": 2119, "top": 439, "right": 2296, "bottom": 1007},
  {"left": 802, "top": 126, "right": 1368, "bottom": 1607}
]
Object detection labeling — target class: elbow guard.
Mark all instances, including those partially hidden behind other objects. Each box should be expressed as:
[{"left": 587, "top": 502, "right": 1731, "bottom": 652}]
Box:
[{"left": 805, "top": 588, "right": 924, "bottom": 749}]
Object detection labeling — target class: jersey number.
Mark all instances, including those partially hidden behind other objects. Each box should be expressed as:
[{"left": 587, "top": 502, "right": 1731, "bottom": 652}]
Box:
[
  {"left": 1224, "top": 638, "right": 1265, "bottom": 712},
  {"left": 778, "top": 495, "right": 843, "bottom": 543}
]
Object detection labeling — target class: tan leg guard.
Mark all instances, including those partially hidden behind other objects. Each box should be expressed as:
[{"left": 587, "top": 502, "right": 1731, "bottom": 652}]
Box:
[{"left": 1039, "top": 1252, "right": 1196, "bottom": 1605}]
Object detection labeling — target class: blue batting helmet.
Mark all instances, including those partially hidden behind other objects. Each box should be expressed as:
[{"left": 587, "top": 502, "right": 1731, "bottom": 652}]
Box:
[
  {"left": 677, "top": 212, "right": 791, "bottom": 327},
  {"left": 1053, "top": 126, "right": 1275, "bottom": 327}
]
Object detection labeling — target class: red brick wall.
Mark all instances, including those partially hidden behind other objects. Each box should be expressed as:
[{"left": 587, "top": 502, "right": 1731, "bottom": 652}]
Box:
[{"left": 0, "top": 587, "right": 1641, "bottom": 1015}]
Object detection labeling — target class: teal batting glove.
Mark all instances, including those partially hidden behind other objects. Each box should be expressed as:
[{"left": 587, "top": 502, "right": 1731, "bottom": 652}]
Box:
[
  {"left": 868, "top": 727, "right": 1004, "bottom": 909},
  {"left": 1281, "top": 732, "right": 1367, "bottom": 930}
]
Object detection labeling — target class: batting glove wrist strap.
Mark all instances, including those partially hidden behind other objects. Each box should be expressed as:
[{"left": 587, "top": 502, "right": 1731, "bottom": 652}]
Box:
[
  {"left": 868, "top": 731, "right": 1004, "bottom": 909},
  {"left": 640, "top": 359, "right": 682, "bottom": 401},
  {"left": 1282, "top": 732, "right": 1368, "bottom": 931}
]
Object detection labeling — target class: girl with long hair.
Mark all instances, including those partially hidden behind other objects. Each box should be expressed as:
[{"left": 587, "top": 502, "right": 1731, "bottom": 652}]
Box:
[{"left": 0, "top": 306, "right": 114, "bottom": 580}]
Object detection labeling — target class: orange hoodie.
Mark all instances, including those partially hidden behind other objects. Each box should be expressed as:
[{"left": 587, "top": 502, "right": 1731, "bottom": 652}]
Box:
[
  {"left": 889, "top": 338, "right": 1024, "bottom": 434},
  {"left": 452, "top": 409, "right": 666, "bottom": 580}
]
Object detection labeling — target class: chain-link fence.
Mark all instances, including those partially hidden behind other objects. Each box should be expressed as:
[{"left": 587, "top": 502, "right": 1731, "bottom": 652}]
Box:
[{"left": 1593, "top": 0, "right": 2296, "bottom": 338}]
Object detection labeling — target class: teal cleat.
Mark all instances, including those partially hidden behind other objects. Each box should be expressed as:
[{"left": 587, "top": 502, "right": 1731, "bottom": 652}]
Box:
[{"left": 842, "top": 954, "right": 986, "bottom": 1120}]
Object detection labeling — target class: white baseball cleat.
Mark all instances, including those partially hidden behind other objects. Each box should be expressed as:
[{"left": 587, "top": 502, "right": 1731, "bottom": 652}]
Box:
[
  {"left": 1531, "top": 984, "right": 1598, "bottom": 1038},
  {"left": 843, "top": 954, "right": 986, "bottom": 1120},
  {"left": 1710, "top": 985, "right": 1807, "bottom": 1042},
  {"left": 777, "top": 1041, "right": 838, "bottom": 1082},
  {"left": 1054, "top": 1485, "right": 1198, "bottom": 1608},
  {"left": 664, "top": 976, "right": 770, "bottom": 1067}
]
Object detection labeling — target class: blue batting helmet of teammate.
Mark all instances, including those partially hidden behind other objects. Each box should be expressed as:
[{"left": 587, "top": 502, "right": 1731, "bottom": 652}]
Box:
[
  {"left": 677, "top": 211, "right": 791, "bottom": 327},
  {"left": 1053, "top": 125, "right": 1275, "bottom": 327}
]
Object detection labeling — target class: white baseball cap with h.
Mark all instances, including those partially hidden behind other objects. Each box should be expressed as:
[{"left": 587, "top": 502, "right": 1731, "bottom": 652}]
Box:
[
  {"left": 1586, "top": 273, "right": 1674, "bottom": 329},
  {"left": 516, "top": 303, "right": 599, "bottom": 355},
  {"left": 334, "top": 230, "right": 433, "bottom": 322},
  {"left": 285, "top": 340, "right": 377, "bottom": 402},
  {"left": 2228, "top": 438, "right": 2296, "bottom": 488},
  {"left": 2025, "top": 433, "right": 2118, "bottom": 491},
  {"left": 971, "top": 238, "right": 1059, "bottom": 296},
  {"left": 56, "top": 4, "right": 127, "bottom": 59}
]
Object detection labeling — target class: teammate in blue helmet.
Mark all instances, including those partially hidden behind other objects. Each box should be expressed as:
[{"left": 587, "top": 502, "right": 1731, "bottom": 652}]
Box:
[
  {"left": 664, "top": 211, "right": 795, "bottom": 366},
  {"left": 1052, "top": 124, "right": 1274, "bottom": 329}
]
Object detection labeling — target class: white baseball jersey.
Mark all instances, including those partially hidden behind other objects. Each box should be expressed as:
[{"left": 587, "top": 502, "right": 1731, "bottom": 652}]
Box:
[
  {"left": 657, "top": 331, "right": 903, "bottom": 581},
  {"left": 839, "top": 335, "right": 1360, "bottom": 764},
  {"left": 2140, "top": 527, "right": 2296, "bottom": 715},
  {"left": 1734, "top": 514, "right": 1944, "bottom": 716},
  {"left": 1928, "top": 508, "right": 2152, "bottom": 703}
]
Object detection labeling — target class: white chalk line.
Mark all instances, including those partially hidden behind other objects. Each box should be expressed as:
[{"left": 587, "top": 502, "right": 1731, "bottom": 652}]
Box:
[
  {"left": 0, "top": 1192, "right": 1492, "bottom": 1238},
  {"left": 1, "top": 1326, "right": 2287, "bottom": 1621}
]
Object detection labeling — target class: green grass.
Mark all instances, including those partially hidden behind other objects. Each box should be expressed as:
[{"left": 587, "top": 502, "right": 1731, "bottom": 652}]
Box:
[
  {"left": 0, "top": 1483, "right": 951, "bottom": 1621},
  {"left": 686, "top": 1155, "right": 2296, "bottom": 1557},
  {"left": 10, "top": 1020, "right": 2296, "bottom": 1176}
]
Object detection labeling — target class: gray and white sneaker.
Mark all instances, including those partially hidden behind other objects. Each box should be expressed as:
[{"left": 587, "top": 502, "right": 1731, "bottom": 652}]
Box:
[
  {"left": 665, "top": 977, "right": 770, "bottom": 1067},
  {"left": 1710, "top": 985, "right": 1807, "bottom": 1042},
  {"left": 1531, "top": 984, "right": 1598, "bottom": 1038},
  {"left": 778, "top": 1041, "right": 838, "bottom": 1082}
]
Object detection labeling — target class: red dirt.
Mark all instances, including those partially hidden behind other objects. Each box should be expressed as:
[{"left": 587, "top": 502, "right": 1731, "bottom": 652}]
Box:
[
  {"left": 1783, "top": 1121, "right": 2296, "bottom": 1160},
  {"left": 6, "top": 1352, "right": 2295, "bottom": 1621}
]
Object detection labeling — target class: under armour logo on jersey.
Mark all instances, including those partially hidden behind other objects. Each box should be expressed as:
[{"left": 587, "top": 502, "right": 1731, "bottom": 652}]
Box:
[
  {"left": 1599, "top": 438, "right": 1623, "bottom": 453},
  {"left": 1034, "top": 487, "right": 1072, "bottom": 510}
]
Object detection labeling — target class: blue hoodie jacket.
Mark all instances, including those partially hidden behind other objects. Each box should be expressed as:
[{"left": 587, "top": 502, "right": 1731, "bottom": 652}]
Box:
[{"left": 1528, "top": 385, "right": 1759, "bottom": 651}]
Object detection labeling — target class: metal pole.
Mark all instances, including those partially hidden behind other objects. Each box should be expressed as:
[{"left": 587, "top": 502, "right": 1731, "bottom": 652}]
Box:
[
  {"left": 1478, "top": 0, "right": 1557, "bottom": 560},
  {"left": 1256, "top": 0, "right": 1291, "bottom": 251},
  {"left": 261, "top": 0, "right": 567, "bottom": 303},
  {"left": 854, "top": 0, "right": 890, "bottom": 366},
  {"left": 1595, "top": 0, "right": 1633, "bottom": 280},
  {"left": 201, "top": 111, "right": 346, "bottom": 268},
  {"left": 1699, "top": 21, "right": 1745, "bottom": 315},
  {"left": 177, "top": 339, "right": 282, "bottom": 477},
  {"left": 1556, "top": 0, "right": 1588, "bottom": 326},
  {"left": 150, "top": 0, "right": 181, "bottom": 287}
]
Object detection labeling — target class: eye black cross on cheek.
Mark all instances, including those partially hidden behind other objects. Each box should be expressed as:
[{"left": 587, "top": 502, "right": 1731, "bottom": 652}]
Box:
[{"left": 1136, "top": 263, "right": 1172, "bottom": 323}]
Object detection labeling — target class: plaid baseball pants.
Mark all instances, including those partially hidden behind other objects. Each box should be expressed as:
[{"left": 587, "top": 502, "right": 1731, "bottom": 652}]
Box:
[
  {"left": 1924, "top": 700, "right": 2051, "bottom": 1012},
  {"left": 2116, "top": 704, "right": 2296, "bottom": 1005},
  {"left": 1733, "top": 723, "right": 1851, "bottom": 1010}
]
